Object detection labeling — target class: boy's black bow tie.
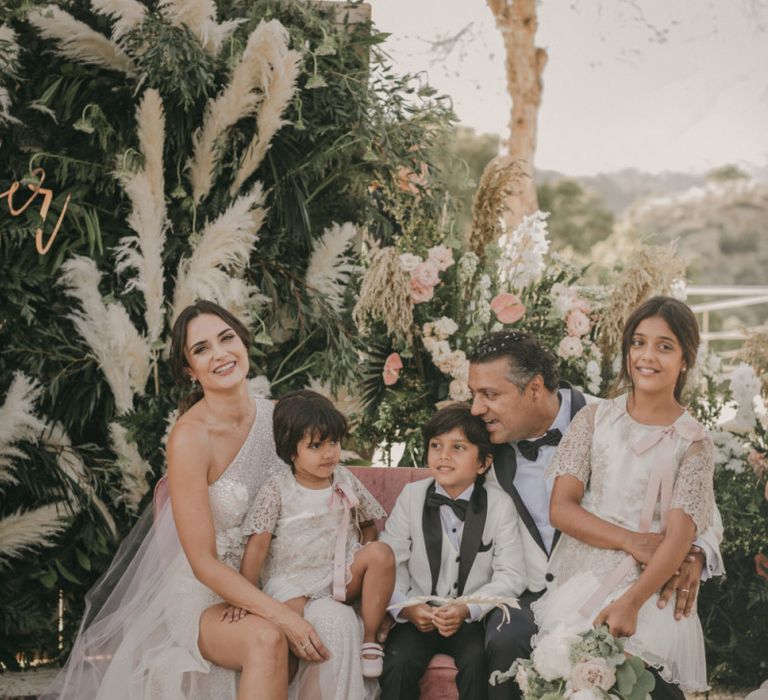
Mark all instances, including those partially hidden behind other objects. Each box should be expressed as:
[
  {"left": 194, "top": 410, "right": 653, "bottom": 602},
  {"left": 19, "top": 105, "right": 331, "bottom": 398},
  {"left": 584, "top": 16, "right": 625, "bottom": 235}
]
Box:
[
  {"left": 517, "top": 429, "right": 563, "bottom": 461},
  {"left": 426, "top": 492, "right": 469, "bottom": 521}
]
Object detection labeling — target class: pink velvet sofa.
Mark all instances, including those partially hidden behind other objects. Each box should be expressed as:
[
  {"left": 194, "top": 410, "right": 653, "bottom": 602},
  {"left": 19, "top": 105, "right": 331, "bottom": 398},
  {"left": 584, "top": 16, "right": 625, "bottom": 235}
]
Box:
[{"left": 154, "top": 467, "right": 460, "bottom": 699}]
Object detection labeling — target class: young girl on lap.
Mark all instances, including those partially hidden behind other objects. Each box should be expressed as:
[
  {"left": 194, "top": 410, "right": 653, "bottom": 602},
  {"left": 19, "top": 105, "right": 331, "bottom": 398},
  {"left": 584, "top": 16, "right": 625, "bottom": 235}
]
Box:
[
  {"left": 535, "top": 296, "right": 716, "bottom": 697},
  {"left": 238, "top": 390, "right": 395, "bottom": 688}
]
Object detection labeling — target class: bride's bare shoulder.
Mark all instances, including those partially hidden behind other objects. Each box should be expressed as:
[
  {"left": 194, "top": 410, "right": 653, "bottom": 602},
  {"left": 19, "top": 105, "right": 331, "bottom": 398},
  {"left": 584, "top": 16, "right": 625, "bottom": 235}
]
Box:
[{"left": 167, "top": 409, "right": 212, "bottom": 465}]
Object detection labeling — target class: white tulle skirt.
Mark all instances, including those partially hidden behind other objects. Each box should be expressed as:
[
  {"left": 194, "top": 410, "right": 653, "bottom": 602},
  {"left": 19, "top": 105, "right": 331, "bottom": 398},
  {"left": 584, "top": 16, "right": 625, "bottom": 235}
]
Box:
[{"left": 532, "top": 571, "right": 709, "bottom": 692}]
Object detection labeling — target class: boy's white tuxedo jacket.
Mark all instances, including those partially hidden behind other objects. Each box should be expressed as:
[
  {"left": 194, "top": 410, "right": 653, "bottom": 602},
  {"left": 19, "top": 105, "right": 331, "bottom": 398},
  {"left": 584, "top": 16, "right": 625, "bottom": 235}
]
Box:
[{"left": 380, "top": 478, "right": 527, "bottom": 620}]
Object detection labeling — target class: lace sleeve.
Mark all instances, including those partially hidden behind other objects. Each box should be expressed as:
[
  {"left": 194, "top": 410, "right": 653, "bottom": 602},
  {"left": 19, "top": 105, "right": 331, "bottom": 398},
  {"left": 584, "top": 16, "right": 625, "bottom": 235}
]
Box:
[
  {"left": 671, "top": 436, "right": 715, "bottom": 534},
  {"left": 242, "top": 476, "right": 281, "bottom": 536},
  {"left": 546, "top": 403, "right": 596, "bottom": 485},
  {"left": 350, "top": 474, "right": 387, "bottom": 523}
]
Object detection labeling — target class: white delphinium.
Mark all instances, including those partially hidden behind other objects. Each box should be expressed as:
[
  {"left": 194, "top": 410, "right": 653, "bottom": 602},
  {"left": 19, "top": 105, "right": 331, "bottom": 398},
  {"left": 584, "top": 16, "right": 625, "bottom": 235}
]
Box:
[
  {"left": 248, "top": 375, "right": 272, "bottom": 399},
  {"left": 0, "top": 25, "right": 21, "bottom": 125},
  {"left": 497, "top": 211, "right": 550, "bottom": 291},
  {"left": 0, "top": 373, "right": 45, "bottom": 486},
  {"left": 172, "top": 183, "right": 267, "bottom": 322},
  {"left": 115, "top": 89, "right": 167, "bottom": 345},
  {"left": 60, "top": 257, "right": 152, "bottom": 414},
  {"left": 90, "top": 0, "right": 147, "bottom": 40},
  {"left": 109, "top": 422, "right": 152, "bottom": 511},
  {"left": 725, "top": 363, "right": 762, "bottom": 433},
  {"left": 0, "top": 503, "right": 69, "bottom": 563},
  {"left": 45, "top": 424, "right": 117, "bottom": 536},
  {"left": 530, "top": 624, "right": 579, "bottom": 681},
  {"left": 28, "top": 6, "right": 134, "bottom": 74},
  {"left": 711, "top": 430, "right": 749, "bottom": 473},
  {"left": 305, "top": 222, "right": 360, "bottom": 313}
]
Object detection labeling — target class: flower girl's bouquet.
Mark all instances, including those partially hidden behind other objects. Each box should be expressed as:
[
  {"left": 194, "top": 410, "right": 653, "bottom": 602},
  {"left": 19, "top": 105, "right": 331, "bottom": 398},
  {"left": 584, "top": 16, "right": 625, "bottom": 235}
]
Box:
[{"left": 490, "top": 625, "right": 656, "bottom": 700}]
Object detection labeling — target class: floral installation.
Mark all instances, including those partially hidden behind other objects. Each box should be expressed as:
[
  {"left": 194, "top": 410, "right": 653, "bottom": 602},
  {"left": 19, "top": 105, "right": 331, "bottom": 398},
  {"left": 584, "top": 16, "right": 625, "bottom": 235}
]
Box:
[{"left": 489, "top": 624, "right": 655, "bottom": 700}]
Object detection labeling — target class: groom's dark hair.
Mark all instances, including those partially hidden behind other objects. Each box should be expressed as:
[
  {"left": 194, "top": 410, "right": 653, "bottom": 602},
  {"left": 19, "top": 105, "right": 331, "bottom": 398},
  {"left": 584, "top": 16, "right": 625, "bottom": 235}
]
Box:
[{"left": 468, "top": 330, "right": 560, "bottom": 393}]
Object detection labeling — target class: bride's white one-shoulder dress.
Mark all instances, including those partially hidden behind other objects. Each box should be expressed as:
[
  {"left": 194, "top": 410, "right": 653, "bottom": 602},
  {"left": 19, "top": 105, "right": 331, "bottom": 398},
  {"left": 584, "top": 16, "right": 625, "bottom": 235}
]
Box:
[{"left": 43, "top": 397, "right": 375, "bottom": 699}]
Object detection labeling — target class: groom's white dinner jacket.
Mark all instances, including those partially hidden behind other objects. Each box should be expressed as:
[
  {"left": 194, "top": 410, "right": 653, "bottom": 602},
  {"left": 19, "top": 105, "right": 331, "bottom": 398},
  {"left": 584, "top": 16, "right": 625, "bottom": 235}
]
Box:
[
  {"left": 381, "top": 478, "right": 527, "bottom": 620},
  {"left": 486, "top": 383, "right": 725, "bottom": 594}
]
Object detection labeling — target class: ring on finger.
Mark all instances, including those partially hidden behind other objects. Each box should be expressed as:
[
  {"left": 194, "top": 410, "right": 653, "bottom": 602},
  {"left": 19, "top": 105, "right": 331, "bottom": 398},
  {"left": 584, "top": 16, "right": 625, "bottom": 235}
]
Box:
[
  {"left": 680, "top": 588, "right": 690, "bottom": 593},
  {"left": 301, "top": 641, "right": 311, "bottom": 649}
]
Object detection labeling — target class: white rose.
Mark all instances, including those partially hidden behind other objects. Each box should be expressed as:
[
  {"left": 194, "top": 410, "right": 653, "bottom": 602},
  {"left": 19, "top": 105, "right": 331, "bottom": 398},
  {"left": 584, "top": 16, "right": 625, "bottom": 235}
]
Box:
[
  {"left": 429, "top": 340, "right": 452, "bottom": 363},
  {"left": 558, "top": 336, "right": 583, "bottom": 359},
  {"left": 569, "top": 658, "right": 616, "bottom": 692},
  {"left": 399, "top": 252, "right": 422, "bottom": 272},
  {"left": 428, "top": 244, "right": 455, "bottom": 272},
  {"left": 531, "top": 626, "right": 579, "bottom": 681},
  {"left": 433, "top": 316, "right": 459, "bottom": 340},
  {"left": 449, "top": 378, "right": 472, "bottom": 402}
]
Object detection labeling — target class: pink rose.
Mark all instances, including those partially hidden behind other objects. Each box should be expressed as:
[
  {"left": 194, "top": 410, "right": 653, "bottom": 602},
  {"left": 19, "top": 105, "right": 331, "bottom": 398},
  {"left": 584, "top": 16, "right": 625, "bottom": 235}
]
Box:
[
  {"left": 411, "top": 260, "right": 440, "bottom": 287},
  {"left": 558, "top": 336, "right": 583, "bottom": 359},
  {"left": 566, "top": 309, "right": 591, "bottom": 337},
  {"left": 490, "top": 293, "right": 526, "bottom": 324},
  {"left": 410, "top": 277, "right": 434, "bottom": 304},
  {"left": 427, "top": 244, "right": 454, "bottom": 272},
  {"left": 382, "top": 352, "right": 403, "bottom": 386},
  {"left": 748, "top": 450, "right": 768, "bottom": 479},
  {"left": 569, "top": 658, "right": 616, "bottom": 692}
]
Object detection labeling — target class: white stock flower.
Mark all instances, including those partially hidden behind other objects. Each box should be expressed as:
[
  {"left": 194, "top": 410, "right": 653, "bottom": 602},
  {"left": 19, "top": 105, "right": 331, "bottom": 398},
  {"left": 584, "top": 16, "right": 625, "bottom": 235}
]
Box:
[
  {"left": 449, "top": 378, "right": 472, "bottom": 402},
  {"left": 586, "top": 360, "right": 601, "bottom": 395},
  {"left": 669, "top": 278, "right": 688, "bottom": 301},
  {"left": 430, "top": 340, "right": 452, "bottom": 362},
  {"left": 558, "top": 336, "right": 583, "bottom": 360},
  {"left": 433, "top": 316, "right": 459, "bottom": 340},
  {"left": 399, "top": 252, "right": 422, "bottom": 273},
  {"left": 569, "top": 658, "right": 616, "bottom": 691},
  {"left": 497, "top": 210, "right": 550, "bottom": 291},
  {"left": 725, "top": 363, "right": 761, "bottom": 433},
  {"left": 531, "top": 625, "right": 578, "bottom": 681}
]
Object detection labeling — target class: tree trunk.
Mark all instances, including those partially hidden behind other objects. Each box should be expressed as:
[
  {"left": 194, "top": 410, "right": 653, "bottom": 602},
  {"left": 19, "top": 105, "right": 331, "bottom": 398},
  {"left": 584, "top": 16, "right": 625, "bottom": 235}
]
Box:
[{"left": 486, "top": 0, "right": 547, "bottom": 229}]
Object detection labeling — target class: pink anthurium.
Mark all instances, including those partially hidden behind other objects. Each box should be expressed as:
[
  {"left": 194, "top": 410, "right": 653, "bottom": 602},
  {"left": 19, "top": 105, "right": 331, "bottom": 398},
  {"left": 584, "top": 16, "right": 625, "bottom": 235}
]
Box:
[
  {"left": 490, "top": 293, "right": 526, "bottom": 324},
  {"left": 383, "top": 352, "right": 403, "bottom": 386}
]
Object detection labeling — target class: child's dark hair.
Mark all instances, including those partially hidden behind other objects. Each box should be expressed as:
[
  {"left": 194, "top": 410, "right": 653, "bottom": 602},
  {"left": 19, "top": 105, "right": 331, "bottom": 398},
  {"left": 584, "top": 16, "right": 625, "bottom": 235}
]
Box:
[
  {"left": 613, "top": 295, "right": 700, "bottom": 403},
  {"left": 273, "top": 390, "right": 348, "bottom": 468},
  {"left": 422, "top": 403, "right": 493, "bottom": 467}
]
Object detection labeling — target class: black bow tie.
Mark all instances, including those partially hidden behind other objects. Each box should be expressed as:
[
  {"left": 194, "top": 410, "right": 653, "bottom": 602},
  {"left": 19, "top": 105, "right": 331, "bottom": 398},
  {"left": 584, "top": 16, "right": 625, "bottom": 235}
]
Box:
[
  {"left": 517, "top": 429, "right": 562, "bottom": 462},
  {"left": 426, "top": 492, "right": 469, "bottom": 521}
]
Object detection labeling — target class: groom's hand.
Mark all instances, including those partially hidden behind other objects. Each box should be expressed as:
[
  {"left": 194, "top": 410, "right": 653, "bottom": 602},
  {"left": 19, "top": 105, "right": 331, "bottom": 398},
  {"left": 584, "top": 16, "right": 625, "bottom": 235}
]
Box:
[{"left": 658, "top": 546, "right": 704, "bottom": 619}]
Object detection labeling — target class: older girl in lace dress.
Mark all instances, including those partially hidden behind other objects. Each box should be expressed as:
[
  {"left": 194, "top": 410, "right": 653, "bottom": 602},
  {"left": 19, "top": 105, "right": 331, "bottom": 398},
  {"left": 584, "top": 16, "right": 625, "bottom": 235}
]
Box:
[
  {"left": 533, "top": 297, "right": 716, "bottom": 697},
  {"left": 238, "top": 390, "right": 395, "bottom": 697}
]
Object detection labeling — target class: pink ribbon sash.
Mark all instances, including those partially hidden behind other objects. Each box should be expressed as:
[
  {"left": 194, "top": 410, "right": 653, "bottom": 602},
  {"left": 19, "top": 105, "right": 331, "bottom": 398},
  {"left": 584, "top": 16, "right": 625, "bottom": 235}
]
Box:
[
  {"left": 328, "top": 481, "right": 360, "bottom": 602},
  {"left": 577, "top": 419, "right": 705, "bottom": 619}
]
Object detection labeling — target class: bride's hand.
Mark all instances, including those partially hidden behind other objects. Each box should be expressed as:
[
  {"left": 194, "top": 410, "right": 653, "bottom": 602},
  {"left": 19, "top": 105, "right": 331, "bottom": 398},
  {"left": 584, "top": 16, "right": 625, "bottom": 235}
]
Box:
[
  {"left": 593, "top": 596, "right": 638, "bottom": 638},
  {"left": 623, "top": 531, "right": 664, "bottom": 565},
  {"left": 275, "top": 608, "right": 330, "bottom": 662}
]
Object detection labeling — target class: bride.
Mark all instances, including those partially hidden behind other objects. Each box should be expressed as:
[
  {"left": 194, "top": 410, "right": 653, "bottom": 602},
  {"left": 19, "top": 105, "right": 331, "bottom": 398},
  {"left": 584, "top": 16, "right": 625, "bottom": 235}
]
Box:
[{"left": 43, "top": 300, "right": 333, "bottom": 699}]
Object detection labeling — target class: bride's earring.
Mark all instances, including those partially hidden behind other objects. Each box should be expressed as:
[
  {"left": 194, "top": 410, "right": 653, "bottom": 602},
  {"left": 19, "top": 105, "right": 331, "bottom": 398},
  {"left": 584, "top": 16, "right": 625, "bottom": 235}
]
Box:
[{"left": 190, "top": 376, "right": 198, "bottom": 388}]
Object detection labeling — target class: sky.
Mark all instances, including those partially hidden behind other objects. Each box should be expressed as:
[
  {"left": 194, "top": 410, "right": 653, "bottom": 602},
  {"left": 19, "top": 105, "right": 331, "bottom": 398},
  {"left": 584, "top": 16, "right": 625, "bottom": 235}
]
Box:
[{"left": 367, "top": 0, "right": 768, "bottom": 176}]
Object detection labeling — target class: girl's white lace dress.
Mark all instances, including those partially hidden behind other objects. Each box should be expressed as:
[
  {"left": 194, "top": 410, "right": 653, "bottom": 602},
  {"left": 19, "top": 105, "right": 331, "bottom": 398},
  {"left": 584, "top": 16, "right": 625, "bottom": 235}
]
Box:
[
  {"left": 242, "top": 465, "right": 386, "bottom": 700},
  {"left": 532, "top": 396, "right": 715, "bottom": 692}
]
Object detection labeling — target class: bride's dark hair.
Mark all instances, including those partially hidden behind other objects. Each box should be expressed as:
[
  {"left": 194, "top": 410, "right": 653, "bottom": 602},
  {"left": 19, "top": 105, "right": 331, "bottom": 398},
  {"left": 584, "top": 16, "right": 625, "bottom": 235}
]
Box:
[{"left": 170, "top": 300, "right": 251, "bottom": 414}]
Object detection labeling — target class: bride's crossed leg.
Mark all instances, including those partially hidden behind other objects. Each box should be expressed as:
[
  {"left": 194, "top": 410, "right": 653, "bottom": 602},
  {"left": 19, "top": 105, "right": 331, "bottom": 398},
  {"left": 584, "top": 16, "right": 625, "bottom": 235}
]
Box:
[{"left": 199, "top": 602, "right": 289, "bottom": 700}]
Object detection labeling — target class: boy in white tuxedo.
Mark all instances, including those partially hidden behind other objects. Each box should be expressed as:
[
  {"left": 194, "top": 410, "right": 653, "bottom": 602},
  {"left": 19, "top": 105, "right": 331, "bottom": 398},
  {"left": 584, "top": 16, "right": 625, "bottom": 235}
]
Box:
[{"left": 380, "top": 404, "right": 526, "bottom": 700}]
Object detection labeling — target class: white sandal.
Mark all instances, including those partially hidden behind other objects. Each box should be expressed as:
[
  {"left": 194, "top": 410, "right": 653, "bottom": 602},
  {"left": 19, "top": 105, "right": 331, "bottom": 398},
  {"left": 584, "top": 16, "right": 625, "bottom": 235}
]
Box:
[{"left": 360, "top": 642, "right": 384, "bottom": 678}]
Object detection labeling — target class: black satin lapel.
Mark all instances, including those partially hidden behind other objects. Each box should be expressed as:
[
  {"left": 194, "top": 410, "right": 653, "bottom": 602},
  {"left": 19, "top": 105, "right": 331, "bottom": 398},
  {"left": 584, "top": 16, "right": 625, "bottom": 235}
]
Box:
[
  {"left": 494, "top": 444, "right": 547, "bottom": 554},
  {"left": 422, "top": 482, "right": 443, "bottom": 596},
  {"left": 550, "top": 528, "right": 562, "bottom": 557},
  {"left": 457, "top": 484, "right": 488, "bottom": 596}
]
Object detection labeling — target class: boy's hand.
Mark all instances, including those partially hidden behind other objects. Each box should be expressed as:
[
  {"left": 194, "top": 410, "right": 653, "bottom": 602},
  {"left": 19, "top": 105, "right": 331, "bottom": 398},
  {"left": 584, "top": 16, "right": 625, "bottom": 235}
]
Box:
[
  {"left": 401, "top": 603, "right": 436, "bottom": 633},
  {"left": 433, "top": 603, "right": 469, "bottom": 637},
  {"left": 220, "top": 605, "right": 249, "bottom": 623}
]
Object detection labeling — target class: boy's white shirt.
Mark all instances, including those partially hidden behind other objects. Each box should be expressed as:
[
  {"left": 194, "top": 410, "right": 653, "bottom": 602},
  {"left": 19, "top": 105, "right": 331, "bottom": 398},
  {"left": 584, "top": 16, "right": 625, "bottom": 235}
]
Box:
[{"left": 380, "top": 478, "right": 527, "bottom": 622}]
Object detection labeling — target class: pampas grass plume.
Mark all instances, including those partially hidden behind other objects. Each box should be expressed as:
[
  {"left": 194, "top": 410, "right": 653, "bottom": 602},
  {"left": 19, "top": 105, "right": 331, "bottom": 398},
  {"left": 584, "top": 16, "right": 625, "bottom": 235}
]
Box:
[
  {"left": 29, "top": 5, "right": 134, "bottom": 74},
  {"left": 109, "top": 422, "right": 151, "bottom": 511},
  {"left": 0, "top": 373, "right": 45, "bottom": 486},
  {"left": 305, "top": 222, "right": 360, "bottom": 313},
  {"left": 0, "top": 503, "right": 69, "bottom": 562},
  {"left": 90, "top": 0, "right": 147, "bottom": 40}
]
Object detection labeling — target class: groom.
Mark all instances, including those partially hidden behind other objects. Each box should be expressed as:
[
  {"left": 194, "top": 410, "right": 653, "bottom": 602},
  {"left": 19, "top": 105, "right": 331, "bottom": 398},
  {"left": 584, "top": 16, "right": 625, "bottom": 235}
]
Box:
[{"left": 467, "top": 330, "right": 723, "bottom": 700}]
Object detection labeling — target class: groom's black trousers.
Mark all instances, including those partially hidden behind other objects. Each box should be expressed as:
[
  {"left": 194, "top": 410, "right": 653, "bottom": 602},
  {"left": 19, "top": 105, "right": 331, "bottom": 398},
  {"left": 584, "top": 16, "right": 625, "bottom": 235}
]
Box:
[
  {"left": 381, "top": 619, "right": 488, "bottom": 700},
  {"left": 484, "top": 589, "right": 687, "bottom": 700},
  {"left": 485, "top": 589, "right": 542, "bottom": 700}
]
